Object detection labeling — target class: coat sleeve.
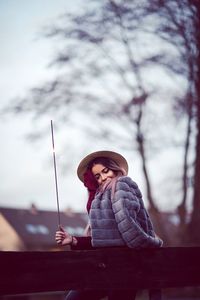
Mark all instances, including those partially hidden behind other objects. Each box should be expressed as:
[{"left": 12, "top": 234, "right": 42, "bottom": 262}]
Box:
[
  {"left": 71, "top": 236, "right": 93, "bottom": 250},
  {"left": 112, "top": 177, "right": 163, "bottom": 249}
]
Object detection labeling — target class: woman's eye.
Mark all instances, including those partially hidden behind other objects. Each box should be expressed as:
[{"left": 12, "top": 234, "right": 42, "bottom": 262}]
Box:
[
  {"left": 95, "top": 175, "right": 100, "bottom": 180},
  {"left": 103, "top": 168, "right": 109, "bottom": 173}
]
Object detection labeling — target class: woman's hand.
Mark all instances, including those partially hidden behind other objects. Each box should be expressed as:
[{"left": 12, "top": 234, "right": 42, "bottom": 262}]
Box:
[{"left": 55, "top": 226, "right": 73, "bottom": 246}]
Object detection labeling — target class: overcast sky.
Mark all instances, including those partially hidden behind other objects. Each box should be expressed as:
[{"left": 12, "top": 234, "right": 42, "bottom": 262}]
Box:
[
  {"left": 0, "top": 0, "right": 132, "bottom": 213},
  {"left": 0, "top": 1, "right": 186, "bottom": 214},
  {"left": 0, "top": 0, "right": 90, "bottom": 212}
]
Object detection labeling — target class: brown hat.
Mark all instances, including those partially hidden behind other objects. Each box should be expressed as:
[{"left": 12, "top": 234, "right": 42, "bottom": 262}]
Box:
[{"left": 77, "top": 150, "right": 128, "bottom": 182}]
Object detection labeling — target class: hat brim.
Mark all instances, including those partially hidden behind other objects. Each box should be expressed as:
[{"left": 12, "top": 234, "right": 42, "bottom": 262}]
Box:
[{"left": 77, "top": 150, "right": 128, "bottom": 182}]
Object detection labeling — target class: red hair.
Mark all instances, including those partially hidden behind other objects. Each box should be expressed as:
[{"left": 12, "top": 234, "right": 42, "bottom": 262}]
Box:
[{"left": 83, "top": 169, "right": 98, "bottom": 213}]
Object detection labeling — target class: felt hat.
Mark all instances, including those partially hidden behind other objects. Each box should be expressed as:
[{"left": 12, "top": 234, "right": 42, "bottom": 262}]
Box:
[{"left": 77, "top": 150, "right": 128, "bottom": 182}]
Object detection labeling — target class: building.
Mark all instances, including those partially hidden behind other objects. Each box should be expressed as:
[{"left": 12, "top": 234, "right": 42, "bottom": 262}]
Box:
[
  {"left": 0, "top": 205, "right": 88, "bottom": 251},
  {"left": 0, "top": 205, "right": 88, "bottom": 299}
]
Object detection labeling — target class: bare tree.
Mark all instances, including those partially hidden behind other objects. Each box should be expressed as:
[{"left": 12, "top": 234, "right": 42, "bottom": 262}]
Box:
[
  {"left": 186, "top": 0, "right": 200, "bottom": 245},
  {"left": 147, "top": 0, "right": 200, "bottom": 244},
  {"left": 3, "top": 0, "right": 199, "bottom": 244}
]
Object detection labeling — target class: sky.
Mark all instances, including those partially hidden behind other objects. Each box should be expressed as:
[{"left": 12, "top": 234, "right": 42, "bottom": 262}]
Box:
[
  {"left": 0, "top": 1, "right": 90, "bottom": 212},
  {"left": 0, "top": 1, "right": 187, "bottom": 214}
]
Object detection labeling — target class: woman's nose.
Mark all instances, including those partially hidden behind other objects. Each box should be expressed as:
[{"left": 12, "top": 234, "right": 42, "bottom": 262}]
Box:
[{"left": 101, "top": 173, "right": 107, "bottom": 181}]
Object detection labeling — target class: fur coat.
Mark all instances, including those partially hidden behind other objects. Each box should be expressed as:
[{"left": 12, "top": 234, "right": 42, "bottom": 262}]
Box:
[{"left": 89, "top": 176, "right": 163, "bottom": 248}]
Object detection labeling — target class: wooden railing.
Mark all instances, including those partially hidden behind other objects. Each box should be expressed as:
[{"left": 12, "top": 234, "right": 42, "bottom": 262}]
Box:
[{"left": 0, "top": 247, "right": 200, "bottom": 296}]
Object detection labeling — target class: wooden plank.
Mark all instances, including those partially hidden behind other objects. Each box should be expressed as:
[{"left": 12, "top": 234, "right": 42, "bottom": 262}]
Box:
[{"left": 0, "top": 247, "right": 200, "bottom": 295}]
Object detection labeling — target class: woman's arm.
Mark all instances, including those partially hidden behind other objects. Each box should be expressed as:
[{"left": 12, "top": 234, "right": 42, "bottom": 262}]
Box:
[
  {"left": 55, "top": 227, "right": 93, "bottom": 250},
  {"left": 112, "top": 177, "right": 163, "bottom": 248}
]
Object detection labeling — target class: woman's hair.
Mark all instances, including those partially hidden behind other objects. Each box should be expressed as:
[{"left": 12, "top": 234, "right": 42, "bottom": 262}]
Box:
[
  {"left": 87, "top": 157, "right": 126, "bottom": 176},
  {"left": 85, "top": 157, "right": 126, "bottom": 212}
]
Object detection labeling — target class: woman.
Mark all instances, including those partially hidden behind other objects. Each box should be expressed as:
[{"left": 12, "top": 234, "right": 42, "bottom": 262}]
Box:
[{"left": 55, "top": 150, "right": 163, "bottom": 300}]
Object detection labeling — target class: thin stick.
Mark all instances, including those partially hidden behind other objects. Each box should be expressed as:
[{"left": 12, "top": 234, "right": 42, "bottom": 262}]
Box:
[{"left": 50, "top": 120, "right": 61, "bottom": 229}]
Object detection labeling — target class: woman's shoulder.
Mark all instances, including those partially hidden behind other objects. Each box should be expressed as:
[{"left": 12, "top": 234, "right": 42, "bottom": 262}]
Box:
[
  {"left": 117, "top": 176, "right": 138, "bottom": 188},
  {"left": 116, "top": 176, "right": 142, "bottom": 197}
]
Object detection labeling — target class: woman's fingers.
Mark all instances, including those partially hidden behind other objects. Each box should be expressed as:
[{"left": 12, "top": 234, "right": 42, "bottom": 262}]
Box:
[
  {"left": 55, "top": 230, "right": 65, "bottom": 244},
  {"left": 55, "top": 231, "right": 66, "bottom": 238},
  {"left": 59, "top": 225, "right": 65, "bottom": 232},
  {"left": 55, "top": 229, "right": 72, "bottom": 245},
  {"left": 55, "top": 234, "right": 62, "bottom": 240}
]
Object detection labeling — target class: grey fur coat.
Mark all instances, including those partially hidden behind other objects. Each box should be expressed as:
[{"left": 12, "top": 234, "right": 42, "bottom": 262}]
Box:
[{"left": 89, "top": 176, "right": 163, "bottom": 248}]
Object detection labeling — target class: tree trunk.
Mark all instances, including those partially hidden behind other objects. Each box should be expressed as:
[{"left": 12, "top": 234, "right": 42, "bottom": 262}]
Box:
[
  {"left": 187, "top": 0, "right": 200, "bottom": 245},
  {"left": 177, "top": 90, "right": 193, "bottom": 245},
  {"left": 188, "top": 111, "right": 200, "bottom": 244},
  {"left": 136, "top": 107, "right": 170, "bottom": 244}
]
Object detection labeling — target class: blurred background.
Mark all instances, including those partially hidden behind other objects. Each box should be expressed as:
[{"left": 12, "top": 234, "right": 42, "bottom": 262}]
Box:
[{"left": 0, "top": 0, "right": 200, "bottom": 299}]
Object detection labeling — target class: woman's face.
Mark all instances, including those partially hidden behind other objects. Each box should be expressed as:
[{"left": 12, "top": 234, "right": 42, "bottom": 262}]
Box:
[{"left": 91, "top": 163, "right": 116, "bottom": 186}]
